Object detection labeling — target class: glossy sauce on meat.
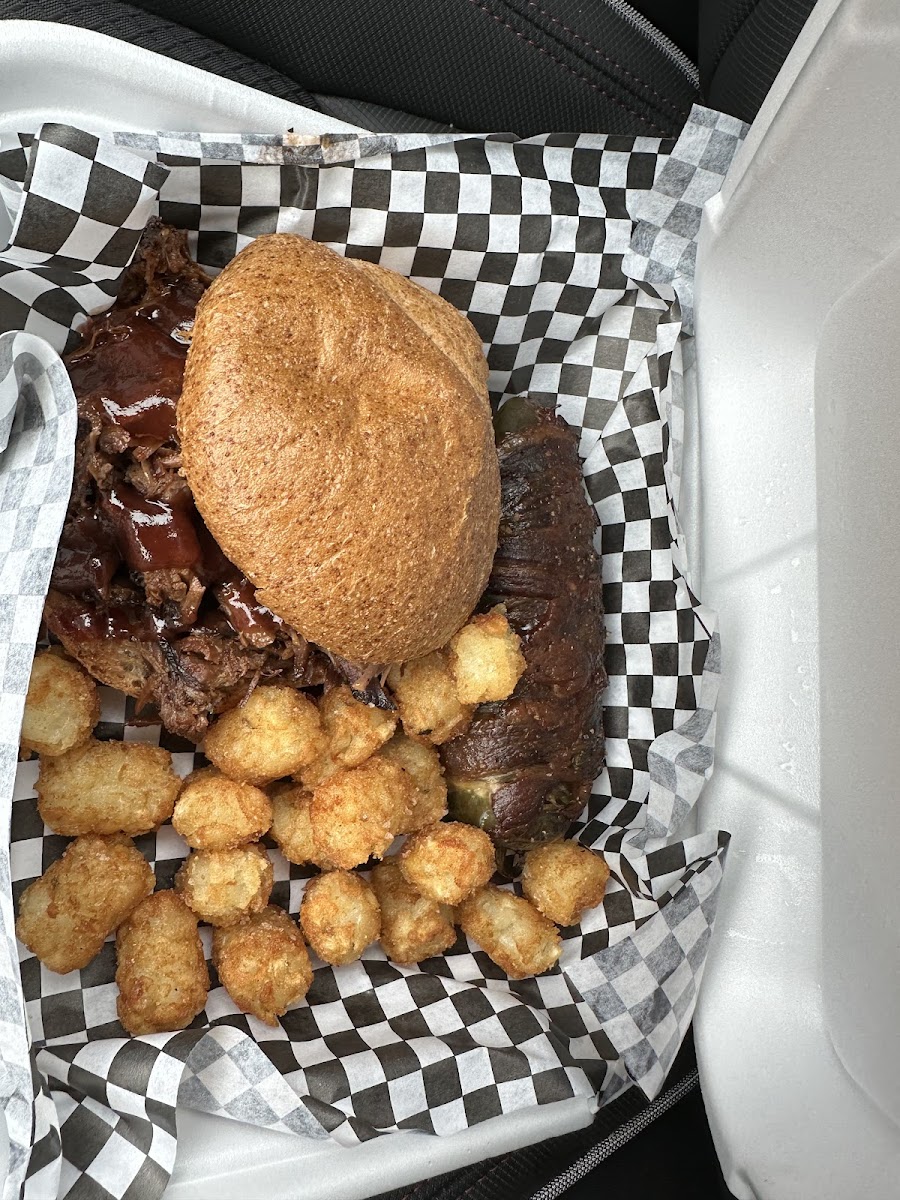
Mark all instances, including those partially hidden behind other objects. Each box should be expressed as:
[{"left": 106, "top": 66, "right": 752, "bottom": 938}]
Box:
[
  {"left": 56, "top": 224, "right": 249, "bottom": 614},
  {"left": 52, "top": 511, "right": 119, "bottom": 595},
  {"left": 48, "top": 599, "right": 158, "bottom": 642},
  {"left": 66, "top": 318, "right": 183, "bottom": 448},
  {"left": 215, "top": 577, "right": 284, "bottom": 647},
  {"left": 47, "top": 220, "right": 325, "bottom": 739},
  {"left": 101, "top": 484, "right": 201, "bottom": 573}
]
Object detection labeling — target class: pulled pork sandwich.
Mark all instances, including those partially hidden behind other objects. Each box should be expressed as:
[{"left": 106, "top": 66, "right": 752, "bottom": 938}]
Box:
[
  {"left": 45, "top": 222, "right": 606, "bottom": 857},
  {"left": 47, "top": 221, "right": 500, "bottom": 741}
]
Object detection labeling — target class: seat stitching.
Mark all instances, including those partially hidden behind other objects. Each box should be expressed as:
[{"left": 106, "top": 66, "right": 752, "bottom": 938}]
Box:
[
  {"left": 709, "top": 0, "right": 760, "bottom": 78},
  {"left": 521, "top": 0, "right": 692, "bottom": 119},
  {"left": 464, "top": 0, "right": 669, "bottom": 135}
]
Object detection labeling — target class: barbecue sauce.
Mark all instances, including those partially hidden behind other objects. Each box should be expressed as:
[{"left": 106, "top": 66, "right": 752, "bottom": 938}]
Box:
[
  {"left": 214, "top": 577, "right": 283, "bottom": 646},
  {"left": 67, "top": 315, "right": 184, "bottom": 448},
  {"left": 56, "top": 236, "right": 281, "bottom": 647},
  {"left": 101, "top": 483, "right": 201, "bottom": 573}
]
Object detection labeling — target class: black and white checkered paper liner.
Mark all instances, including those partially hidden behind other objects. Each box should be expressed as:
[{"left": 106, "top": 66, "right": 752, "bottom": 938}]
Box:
[
  {"left": 0, "top": 125, "right": 167, "bottom": 353},
  {"left": 0, "top": 110, "right": 744, "bottom": 1200},
  {"left": 0, "top": 332, "right": 77, "bottom": 1198},
  {"left": 621, "top": 104, "right": 749, "bottom": 336}
]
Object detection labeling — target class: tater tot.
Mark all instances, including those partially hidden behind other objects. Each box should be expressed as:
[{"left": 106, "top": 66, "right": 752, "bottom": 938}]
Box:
[
  {"left": 173, "top": 767, "right": 272, "bottom": 849},
  {"left": 371, "top": 860, "right": 457, "bottom": 964},
  {"left": 204, "top": 685, "right": 326, "bottom": 785},
  {"left": 310, "top": 755, "right": 415, "bottom": 870},
  {"left": 116, "top": 891, "right": 209, "bottom": 1035},
  {"left": 212, "top": 906, "right": 312, "bottom": 1026},
  {"left": 398, "top": 821, "right": 495, "bottom": 906},
  {"left": 459, "top": 885, "right": 561, "bottom": 979},
  {"left": 303, "top": 686, "right": 397, "bottom": 786},
  {"left": 269, "top": 785, "right": 336, "bottom": 869},
  {"left": 521, "top": 841, "right": 610, "bottom": 926},
  {"left": 300, "top": 870, "right": 381, "bottom": 965},
  {"left": 388, "top": 652, "right": 473, "bottom": 745},
  {"left": 20, "top": 651, "right": 99, "bottom": 758},
  {"left": 448, "top": 607, "right": 526, "bottom": 705},
  {"left": 175, "top": 844, "right": 273, "bottom": 927},
  {"left": 380, "top": 735, "right": 448, "bottom": 833},
  {"left": 16, "top": 834, "right": 154, "bottom": 974},
  {"left": 37, "top": 738, "right": 180, "bottom": 836}
]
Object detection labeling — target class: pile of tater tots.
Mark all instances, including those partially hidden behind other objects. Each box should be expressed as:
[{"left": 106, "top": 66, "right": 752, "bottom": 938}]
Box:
[{"left": 16, "top": 637, "right": 610, "bottom": 1036}]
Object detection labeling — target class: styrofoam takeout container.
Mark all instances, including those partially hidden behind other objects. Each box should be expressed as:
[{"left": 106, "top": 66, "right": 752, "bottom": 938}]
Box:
[
  {"left": 693, "top": 0, "right": 900, "bottom": 1195},
  {"left": 8, "top": 3, "right": 900, "bottom": 1197},
  {"left": 0, "top": 20, "right": 597, "bottom": 1200}
]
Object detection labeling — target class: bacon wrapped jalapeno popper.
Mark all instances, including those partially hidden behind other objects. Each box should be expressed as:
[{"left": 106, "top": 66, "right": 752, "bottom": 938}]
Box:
[{"left": 441, "top": 397, "right": 606, "bottom": 851}]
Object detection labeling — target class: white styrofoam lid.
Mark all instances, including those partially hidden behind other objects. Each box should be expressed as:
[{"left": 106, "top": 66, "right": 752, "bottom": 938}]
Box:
[
  {"left": 0, "top": 21, "right": 363, "bottom": 138},
  {"left": 694, "top": 0, "right": 900, "bottom": 1194}
]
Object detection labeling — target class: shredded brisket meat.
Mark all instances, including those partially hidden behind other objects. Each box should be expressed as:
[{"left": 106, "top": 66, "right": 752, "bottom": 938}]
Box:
[{"left": 47, "top": 220, "right": 333, "bottom": 740}]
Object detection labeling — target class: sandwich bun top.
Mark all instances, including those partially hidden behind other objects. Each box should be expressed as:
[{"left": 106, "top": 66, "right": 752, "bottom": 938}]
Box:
[{"left": 178, "top": 234, "right": 500, "bottom": 665}]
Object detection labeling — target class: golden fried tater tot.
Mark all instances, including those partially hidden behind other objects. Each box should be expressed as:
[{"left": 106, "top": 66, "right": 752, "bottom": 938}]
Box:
[
  {"left": 388, "top": 652, "right": 473, "bottom": 745},
  {"left": 303, "top": 686, "right": 397, "bottom": 786},
  {"left": 269, "top": 784, "right": 336, "bottom": 870},
  {"left": 175, "top": 844, "right": 273, "bottom": 927},
  {"left": 212, "top": 906, "right": 312, "bottom": 1026},
  {"left": 371, "top": 860, "right": 457, "bottom": 964},
  {"left": 173, "top": 767, "right": 272, "bottom": 850},
  {"left": 459, "top": 885, "right": 560, "bottom": 979},
  {"left": 300, "top": 870, "right": 380, "bottom": 965},
  {"left": 310, "top": 755, "right": 415, "bottom": 870},
  {"left": 116, "top": 891, "right": 209, "bottom": 1035},
  {"left": 20, "top": 650, "right": 99, "bottom": 758},
  {"left": 379, "top": 735, "right": 448, "bottom": 833},
  {"left": 398, "top": 821, "right": 495, "bottom": 906},
  {"left": 204, "top": 685, "right": 326, "bottom": 785},
  {"left": 37, "top": 738, "right": 180, "bottom": 836},
  {"left": 16, "top": 834, "right": 153, "bottom": 974},
  {"left": 448, "top": 607, "right": 526, "bottom": 705},
  {"left": 521, "top": 841, "right": 610, "bottom": 926}
]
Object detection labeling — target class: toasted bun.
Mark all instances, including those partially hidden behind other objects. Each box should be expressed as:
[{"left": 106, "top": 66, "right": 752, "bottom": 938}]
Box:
[{"left": 178, "top": 235, "right": 500, "bottom": 665}]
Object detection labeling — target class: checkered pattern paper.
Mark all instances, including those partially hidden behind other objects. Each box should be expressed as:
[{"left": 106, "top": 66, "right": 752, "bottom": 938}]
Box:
[
  {"left": 0, "top": 108, "right": 746, "bottom": 1200},
  {"left": 0, "top": 332, "right": 77, "bottom": 1200},
  {"left": 0, "top": 125, "right": 168, "bottom": 352},
  {"left": 622, "top": 104, "right": 750, "bottom": 334}
]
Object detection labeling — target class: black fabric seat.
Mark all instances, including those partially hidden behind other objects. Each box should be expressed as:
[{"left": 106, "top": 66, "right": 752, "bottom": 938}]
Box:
[
  {"left": 1, "top": 0, "right": 817, "bottom": 134},
  {"left": 86, "top": 0, "right": 703, "bottom": 136}
]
